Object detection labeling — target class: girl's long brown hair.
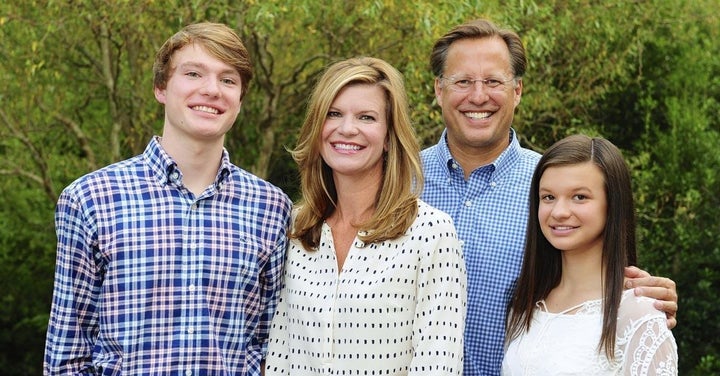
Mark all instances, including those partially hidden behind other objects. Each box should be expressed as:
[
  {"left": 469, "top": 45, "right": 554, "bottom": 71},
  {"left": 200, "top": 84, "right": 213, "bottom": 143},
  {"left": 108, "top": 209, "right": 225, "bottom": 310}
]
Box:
[{"left": 506, "top": 134, "right": 637, "bottom": 359}]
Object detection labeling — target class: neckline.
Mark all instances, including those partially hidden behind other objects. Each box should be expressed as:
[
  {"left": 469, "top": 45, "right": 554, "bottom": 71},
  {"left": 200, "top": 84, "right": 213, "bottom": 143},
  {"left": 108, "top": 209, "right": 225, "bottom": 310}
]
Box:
[{"left": 536, "top": 297, "right": 603, "bottom": 315}]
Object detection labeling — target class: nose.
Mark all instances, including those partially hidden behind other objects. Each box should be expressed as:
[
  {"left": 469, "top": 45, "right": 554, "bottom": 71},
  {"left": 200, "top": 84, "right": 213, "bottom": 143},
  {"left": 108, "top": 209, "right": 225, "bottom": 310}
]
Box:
[
  {"left": 201, "top": 77, "right": 221, "bottom": 97},
  {"left": 466, "top": 81, "right": 491, "bottom": 103},
  {"left": 550, "top": 199, "right": 571, "bottom": 219},
  {"left": 337, "top": 116, "right": 359, "bottom": 136}
]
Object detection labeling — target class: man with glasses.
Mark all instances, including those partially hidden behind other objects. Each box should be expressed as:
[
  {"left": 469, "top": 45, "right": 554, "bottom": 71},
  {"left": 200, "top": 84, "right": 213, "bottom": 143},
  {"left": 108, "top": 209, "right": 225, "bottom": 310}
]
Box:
[{"left": 420, "top": 18, "right": 679, "bottom": 375}]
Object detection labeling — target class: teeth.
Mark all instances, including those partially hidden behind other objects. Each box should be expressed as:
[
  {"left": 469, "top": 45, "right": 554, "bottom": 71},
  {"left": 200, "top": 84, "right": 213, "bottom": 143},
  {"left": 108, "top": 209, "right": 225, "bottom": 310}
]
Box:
[
  {"left": 334, "top": 143, "right": 361, "bottom": 151},
  {"left": 192, "top": 105, "right": 219, "bottom": 114},
  {"left": 554, "top": 226, "right": 574, "bottom": 230},
  {"left": 466, "top": 112, "right": 491, "bottom": 119}
]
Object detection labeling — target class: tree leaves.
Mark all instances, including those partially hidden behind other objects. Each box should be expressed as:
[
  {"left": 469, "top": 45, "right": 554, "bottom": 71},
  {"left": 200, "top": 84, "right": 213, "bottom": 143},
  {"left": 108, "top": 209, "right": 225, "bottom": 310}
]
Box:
[{"left": 1, "top": 0, "right": 718, "bottom": 373}]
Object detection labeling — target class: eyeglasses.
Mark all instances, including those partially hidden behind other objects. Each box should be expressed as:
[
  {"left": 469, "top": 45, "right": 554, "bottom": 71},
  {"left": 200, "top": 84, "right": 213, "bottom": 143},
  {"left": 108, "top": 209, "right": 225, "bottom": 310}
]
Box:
[{"left": 439, "top": 75, "right": 516, "bottom": 93}]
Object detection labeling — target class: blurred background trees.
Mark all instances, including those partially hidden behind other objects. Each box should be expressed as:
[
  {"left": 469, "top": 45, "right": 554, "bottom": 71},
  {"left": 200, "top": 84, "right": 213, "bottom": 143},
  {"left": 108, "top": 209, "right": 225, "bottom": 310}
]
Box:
[{"left": 1, "top": 0, "right": 717, "bottom": 373}]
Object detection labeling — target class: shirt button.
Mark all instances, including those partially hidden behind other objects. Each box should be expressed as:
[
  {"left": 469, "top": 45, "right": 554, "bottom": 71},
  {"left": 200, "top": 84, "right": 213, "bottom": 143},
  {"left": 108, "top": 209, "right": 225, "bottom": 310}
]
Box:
[
  {"left": 171, "top": 171, "right": 180, "bottom": 180},
  {"left": 188, "top": 284, "right": 196, "bottom": 292},
  {"left": 451, "top": 163, "right": 459, "bottom": 169},
  {"left": 464, "top": 200, "right": 472, "bottom": 207},
  {"left": 185, "top": 370, "right": 192, "bottom": 376},
  {"left": 187, "top": 327, "right": 194, "bottom": 334},
  {"left": 191, "top": 203, "right": 198, "bottom": 210},
  {"left": 490, "top": 181, "right": 497, "bottom": 187}
]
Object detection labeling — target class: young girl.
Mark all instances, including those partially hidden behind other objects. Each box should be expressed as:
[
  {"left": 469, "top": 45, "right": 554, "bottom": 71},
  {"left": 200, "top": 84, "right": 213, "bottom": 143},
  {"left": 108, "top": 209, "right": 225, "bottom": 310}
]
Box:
[{"left": 503, "top": 135, "right": 677, "bottom": 374}]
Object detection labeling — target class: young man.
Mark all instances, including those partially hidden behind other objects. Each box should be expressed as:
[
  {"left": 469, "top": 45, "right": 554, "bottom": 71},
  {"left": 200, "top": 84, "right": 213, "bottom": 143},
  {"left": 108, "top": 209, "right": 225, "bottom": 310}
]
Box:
[
  {"left": 44, "top": 23, "right": 292, "bottom": 375},
  {"left": 420, "top": 19, "right": 678, "bottom": 375}
]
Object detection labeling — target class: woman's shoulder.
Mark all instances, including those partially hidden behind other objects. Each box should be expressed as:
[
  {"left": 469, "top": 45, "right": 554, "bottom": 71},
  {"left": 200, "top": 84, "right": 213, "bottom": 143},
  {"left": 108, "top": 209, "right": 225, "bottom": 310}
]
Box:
[
  {"left": 408, "top": 200, "right": 461, "bottom": 253},
  {"left": 616, "top": 288, "right": 677, "bottom": 373},
  {"left": 413, "top": 199, "right": 457, "bottom": 230},
  {"left": 416, "top": 199, "right": 452, "bottom": 220},
  {"left": 618, "top": 288, "right": 666, "bottom": 327}
]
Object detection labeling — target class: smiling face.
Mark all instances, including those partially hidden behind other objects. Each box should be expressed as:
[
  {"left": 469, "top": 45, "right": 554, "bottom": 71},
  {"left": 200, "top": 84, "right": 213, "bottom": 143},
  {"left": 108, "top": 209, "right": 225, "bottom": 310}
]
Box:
[
  {"left": 538, "top": 162, "right": 608, "bottom": 255},
  {"left": 435, "top": 37, "right": 522, "bottom": 165},
  {"left": 320, "top": 84, "right": 388, "bottom": 181},
  {"left": 154, "top": 42, "right": 243, "bottom": 144}
]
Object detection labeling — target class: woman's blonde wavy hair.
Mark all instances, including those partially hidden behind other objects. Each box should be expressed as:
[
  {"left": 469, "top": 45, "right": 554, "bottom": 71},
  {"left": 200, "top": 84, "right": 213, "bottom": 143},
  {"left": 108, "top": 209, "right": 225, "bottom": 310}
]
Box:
[{"left": 290, "top": 57, "right": 423, "bottom": 250}]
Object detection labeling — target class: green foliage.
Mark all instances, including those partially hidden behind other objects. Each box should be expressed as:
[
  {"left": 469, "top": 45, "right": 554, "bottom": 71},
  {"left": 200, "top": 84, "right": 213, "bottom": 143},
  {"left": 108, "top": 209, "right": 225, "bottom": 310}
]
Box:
[
  {"left": 1, "top": 0, "right": 718, "bottom": 373},
  {"left": 513, "top": 0, "right": 677, "bottom": 148},
  {"left": 629, "top": 6, "right": 720, "bottom": 370},
  {"left": 0, "top": 177, "right": 55, "bottom": 375}
]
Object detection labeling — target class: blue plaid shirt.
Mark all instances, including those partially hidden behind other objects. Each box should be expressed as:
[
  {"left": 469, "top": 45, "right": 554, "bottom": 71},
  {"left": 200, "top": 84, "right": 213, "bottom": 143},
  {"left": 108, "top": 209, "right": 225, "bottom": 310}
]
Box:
[
  {"left": 44, "top": 137, "right": 292, "bottom": 375},
  {"left": 421, "top": 129, "right": 541, "bottom": 376}
]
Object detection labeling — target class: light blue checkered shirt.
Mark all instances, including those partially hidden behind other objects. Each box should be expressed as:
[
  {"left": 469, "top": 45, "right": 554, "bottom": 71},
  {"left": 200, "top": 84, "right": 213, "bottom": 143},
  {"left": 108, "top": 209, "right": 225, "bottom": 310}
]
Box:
[
  {"left": 421, "top": 129, "right": 541, "bottom": 376},
  {"left": 44, "top": 137, "right": 292, "bottom": 375}
]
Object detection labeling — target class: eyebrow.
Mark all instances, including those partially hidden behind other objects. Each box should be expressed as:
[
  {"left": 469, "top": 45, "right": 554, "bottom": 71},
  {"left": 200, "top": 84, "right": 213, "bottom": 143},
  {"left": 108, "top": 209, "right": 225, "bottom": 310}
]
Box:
[
  {"left": 538, "top": 185, "right": 593, "bottom": 193},
  {"left": 328, "top": 106, "right": 381, "bottom": 115},
  {"left": 445, "top": 72, "right": 513, "bottom": 79},
  {"left": 177, "top": 62, "right": 240, "bottom": 77}
]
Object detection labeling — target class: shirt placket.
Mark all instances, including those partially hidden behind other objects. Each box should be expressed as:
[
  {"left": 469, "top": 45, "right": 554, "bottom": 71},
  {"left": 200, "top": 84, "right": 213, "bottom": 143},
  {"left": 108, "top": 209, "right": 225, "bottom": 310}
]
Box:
[
  {"left": 324, "top": 226, "right": 340, "bottom": 375},
  {"left": 181, "top": 196, "right": 203, "bottom": 375}
]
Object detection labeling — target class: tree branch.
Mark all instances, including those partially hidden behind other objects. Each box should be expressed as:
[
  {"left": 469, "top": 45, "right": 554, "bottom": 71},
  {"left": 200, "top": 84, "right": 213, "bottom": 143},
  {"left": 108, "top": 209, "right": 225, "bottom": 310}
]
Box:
[
  {"left": 36, "top": 101, "right": 98, "bottom": 169},
  {"left": 0, "top": 108, "right": 58, "bottom": 201}
]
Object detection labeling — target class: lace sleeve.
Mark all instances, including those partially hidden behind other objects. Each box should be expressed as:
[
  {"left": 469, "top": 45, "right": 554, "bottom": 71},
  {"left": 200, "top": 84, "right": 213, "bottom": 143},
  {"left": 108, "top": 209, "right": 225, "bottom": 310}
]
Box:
[{"left": 618, "top": 292, "right": 678, "bottom": 376}]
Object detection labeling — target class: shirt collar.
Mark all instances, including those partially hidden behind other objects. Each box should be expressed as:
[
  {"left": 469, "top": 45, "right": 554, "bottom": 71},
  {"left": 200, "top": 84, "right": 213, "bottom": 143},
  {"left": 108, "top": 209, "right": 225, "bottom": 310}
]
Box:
[
  {"left": 492, "top": 129, "right": 522, "bottom": 178},
  {"left": 143, "top": 136, "right": 232, "bottom": 188},
  {"left": 435, "top": 128, "right": 522, "bottom": 177}
]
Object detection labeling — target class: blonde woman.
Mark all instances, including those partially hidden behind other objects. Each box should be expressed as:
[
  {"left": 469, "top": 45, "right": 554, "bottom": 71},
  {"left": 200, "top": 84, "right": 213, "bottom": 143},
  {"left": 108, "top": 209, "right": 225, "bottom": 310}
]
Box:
[{"left": 265, "top": 57, "right": 466, "bottom": 375}]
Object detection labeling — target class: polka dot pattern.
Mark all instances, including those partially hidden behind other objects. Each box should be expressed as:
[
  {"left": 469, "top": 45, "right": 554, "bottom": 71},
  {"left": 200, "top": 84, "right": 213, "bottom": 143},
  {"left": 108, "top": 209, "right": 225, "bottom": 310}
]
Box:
[{"left": 265, "top": 200, "right": 466, "bottom": 375}]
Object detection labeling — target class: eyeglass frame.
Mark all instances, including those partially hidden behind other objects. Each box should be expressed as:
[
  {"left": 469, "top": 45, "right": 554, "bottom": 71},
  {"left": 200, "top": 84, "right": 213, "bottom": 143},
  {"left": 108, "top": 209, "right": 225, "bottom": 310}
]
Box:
[{"left": 438, "top": 75, "right": 517, "bottom": 93}]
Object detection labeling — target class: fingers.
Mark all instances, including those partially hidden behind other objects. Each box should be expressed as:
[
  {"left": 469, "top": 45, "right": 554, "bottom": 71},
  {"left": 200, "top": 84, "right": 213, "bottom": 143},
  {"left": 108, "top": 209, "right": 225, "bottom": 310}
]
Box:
[
  {"left": 631, "top": 285, "right": 675, "bottom": 301},
  {"left": 623, "top": 267, "right": 679, "bottom": 330},
  {"left": 624, "top": 265, "right": 650, "bottom": 279},
  {"left": 625, "top": 275, "right": 677, "bottom": 293},
  {"left": 653, "top": 299, "right": 678, "bottom": 330},
  {"left": 632, "top": 285, "right": 678, "bottom": 330}
]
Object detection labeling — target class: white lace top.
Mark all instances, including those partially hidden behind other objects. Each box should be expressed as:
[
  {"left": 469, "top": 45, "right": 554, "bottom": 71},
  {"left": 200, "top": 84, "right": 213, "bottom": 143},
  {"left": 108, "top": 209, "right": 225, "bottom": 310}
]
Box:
[{"left": 502, "top": 289, "right": 677, "bottom": 375}]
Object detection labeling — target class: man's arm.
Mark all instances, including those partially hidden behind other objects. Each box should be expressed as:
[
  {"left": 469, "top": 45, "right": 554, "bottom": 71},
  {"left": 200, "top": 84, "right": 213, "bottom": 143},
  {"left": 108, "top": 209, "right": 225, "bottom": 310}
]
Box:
[
  {"left": 45, "top": 189, "right": 101, "bottom": 375},
  {"left": 624, "top": 266, "right": 678, "bottom": 329}
]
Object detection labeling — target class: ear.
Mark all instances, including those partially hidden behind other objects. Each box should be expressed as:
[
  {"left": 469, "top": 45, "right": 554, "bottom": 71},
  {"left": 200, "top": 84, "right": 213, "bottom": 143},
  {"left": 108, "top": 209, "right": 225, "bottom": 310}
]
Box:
[
  {"left": 513, "top": 79, "right": 523, "bottom": 106},
  {"left": 154, "top": 86, "right": 167, "bottom": 104},
  {"left": 434, "top": 77, "right": 444, "bottom": 106}
]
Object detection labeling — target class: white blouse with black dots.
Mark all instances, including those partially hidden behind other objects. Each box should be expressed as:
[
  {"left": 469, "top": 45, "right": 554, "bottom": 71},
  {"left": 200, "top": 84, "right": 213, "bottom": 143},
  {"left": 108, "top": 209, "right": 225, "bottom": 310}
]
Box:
[{"left": 265, "top": 200, "right": 467, "bottom": 375}]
